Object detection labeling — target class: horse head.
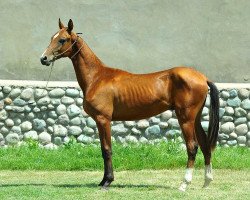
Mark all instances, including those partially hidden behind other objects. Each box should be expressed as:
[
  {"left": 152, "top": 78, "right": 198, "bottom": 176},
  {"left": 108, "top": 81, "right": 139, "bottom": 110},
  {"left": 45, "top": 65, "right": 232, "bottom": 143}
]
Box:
[{"left": 40, "top": 19, "right": 77, "bottom": 66}]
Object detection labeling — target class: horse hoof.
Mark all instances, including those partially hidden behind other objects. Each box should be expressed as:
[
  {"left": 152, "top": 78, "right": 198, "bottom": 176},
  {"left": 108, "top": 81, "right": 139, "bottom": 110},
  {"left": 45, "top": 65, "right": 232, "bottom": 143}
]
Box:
[
  {"left": 203, "top": 177, "right": 213, "bottom": 188},
  {"left": 179, "top": 186, "right": 186, "bottom": 192},
  {"left": 98, "top": 178, "right": 114, "bottom": 187},
  {"left": 179, "top": 181, "right": 189, "bottom": 192},
  {"left": 100, "top": 185, "right": 109, "bottom": 191},
  {"left": 98, "top": 179, "right": 106, "bottom": 187}
]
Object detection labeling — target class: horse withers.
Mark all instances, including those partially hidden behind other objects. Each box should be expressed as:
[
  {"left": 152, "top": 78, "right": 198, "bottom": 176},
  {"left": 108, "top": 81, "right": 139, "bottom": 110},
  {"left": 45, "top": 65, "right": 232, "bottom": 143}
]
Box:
[{"left": 40, "top": 19, "right": 219, "bottom": 191}]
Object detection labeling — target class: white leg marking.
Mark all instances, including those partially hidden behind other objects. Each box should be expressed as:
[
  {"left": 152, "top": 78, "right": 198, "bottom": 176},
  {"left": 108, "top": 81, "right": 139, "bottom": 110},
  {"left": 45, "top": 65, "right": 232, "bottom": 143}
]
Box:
[
  {"left": 203, "top": 164, "right": 213, "bottom": 188},
  {"left": 179, "top": 168, "right": 193, "bottom": 192}
]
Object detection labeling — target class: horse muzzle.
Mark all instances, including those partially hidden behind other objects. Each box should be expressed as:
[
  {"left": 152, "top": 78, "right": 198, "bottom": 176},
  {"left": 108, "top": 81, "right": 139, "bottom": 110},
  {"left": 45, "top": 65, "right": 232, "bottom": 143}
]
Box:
[{"left": 40, "top": 56, "right": 52, "bottom": 66}]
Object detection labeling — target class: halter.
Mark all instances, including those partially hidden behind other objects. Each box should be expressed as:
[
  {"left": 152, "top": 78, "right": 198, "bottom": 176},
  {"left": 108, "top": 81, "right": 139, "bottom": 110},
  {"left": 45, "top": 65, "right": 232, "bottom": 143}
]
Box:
[{"left": 52, "top": 33, "right": 83, "bottom": 61}]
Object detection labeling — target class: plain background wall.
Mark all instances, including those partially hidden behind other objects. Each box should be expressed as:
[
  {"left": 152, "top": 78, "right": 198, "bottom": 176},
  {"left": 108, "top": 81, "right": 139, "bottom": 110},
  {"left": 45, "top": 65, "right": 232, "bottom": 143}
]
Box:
[{"left": 0, "top": 0, "right": 249, "bottom": 83}]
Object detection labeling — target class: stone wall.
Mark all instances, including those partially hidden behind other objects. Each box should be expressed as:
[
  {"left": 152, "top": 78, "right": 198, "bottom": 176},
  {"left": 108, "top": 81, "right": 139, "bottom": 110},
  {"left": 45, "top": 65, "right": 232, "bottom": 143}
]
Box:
[{"left": 0, "top": 80, "right": 249, "bottom": 148}]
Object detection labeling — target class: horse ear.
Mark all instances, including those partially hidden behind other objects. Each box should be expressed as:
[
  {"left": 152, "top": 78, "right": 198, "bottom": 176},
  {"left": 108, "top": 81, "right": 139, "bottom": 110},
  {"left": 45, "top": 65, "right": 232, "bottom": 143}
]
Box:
[
  {"left": 59, "top": 18, "right": 65, "bottom": 29},
  {"left": 67, "top": 19, "right": 74, "bottom": 34}
]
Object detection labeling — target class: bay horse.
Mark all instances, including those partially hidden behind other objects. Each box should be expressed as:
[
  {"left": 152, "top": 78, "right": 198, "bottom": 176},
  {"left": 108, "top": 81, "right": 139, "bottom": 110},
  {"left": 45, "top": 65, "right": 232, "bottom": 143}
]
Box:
[{"left": 40, "top": 19, "right": 219, "bottom": 191}]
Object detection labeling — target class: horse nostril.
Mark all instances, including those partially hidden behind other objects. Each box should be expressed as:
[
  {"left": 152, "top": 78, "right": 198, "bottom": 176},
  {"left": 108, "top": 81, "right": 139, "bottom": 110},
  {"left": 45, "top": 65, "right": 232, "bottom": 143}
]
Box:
[{"left": 40, "top": 56, "right": 48, "bottom": 65}]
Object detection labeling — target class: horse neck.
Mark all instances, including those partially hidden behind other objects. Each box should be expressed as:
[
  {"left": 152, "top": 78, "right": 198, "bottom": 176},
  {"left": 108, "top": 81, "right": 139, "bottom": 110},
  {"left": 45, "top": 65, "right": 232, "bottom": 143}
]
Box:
[{"left": 70, "top": 38, "right": 104, "bottom": 94}]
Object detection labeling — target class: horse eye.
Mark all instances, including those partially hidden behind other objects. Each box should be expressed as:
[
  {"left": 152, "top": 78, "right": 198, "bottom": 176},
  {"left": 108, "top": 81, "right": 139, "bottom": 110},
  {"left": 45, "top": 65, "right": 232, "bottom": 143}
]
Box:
[{"left": 59, "top": 38, "right": 66, "bottom": 44}]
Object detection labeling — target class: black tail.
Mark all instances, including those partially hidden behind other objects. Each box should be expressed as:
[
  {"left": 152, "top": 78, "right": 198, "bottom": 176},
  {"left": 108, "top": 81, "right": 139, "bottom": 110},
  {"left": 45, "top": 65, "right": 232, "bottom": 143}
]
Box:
[{"left": 207, "top": 81, "right": 220, "bottom": 151}]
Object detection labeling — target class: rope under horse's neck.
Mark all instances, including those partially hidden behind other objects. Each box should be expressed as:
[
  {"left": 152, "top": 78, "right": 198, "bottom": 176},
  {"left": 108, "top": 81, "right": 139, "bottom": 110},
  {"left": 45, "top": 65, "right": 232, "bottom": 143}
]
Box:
[
  {"left": 71, "top": 40, "right": 84, "bottom": 59},
  {"left": 70, "top": 33, "right": 84, "bottom": 59}
]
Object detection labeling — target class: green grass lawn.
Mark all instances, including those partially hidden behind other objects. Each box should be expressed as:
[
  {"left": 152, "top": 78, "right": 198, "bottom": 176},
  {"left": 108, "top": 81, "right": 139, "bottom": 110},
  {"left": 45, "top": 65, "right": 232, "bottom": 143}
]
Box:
[
  {"left": 0, "top": 141, "right": 249, "bottom": 171},
  {"left": 0, "top": 170, "right": 249, "bottom": 200},
  {"left": 0, "top": 142, "right": 249, "bottom": 199}
]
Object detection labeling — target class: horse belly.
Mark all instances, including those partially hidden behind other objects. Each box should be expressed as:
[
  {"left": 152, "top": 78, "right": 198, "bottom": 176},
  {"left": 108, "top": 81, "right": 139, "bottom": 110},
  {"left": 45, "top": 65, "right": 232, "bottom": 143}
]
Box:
[{"left": 111, "top": 75, "right": 172, "bottom": 120}]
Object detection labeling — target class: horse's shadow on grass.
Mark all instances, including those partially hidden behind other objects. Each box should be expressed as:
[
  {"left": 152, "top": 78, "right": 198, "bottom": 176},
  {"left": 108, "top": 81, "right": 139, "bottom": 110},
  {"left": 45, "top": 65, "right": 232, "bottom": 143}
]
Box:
[
  {"left": 0, "top": 183, "right": 46, "bottom": 187},
  {"left": 0, "top": 183, "right": 171, "bottom": 190},
  {"left": 57, "top": 183, "right": 172, "bottom": 190}
]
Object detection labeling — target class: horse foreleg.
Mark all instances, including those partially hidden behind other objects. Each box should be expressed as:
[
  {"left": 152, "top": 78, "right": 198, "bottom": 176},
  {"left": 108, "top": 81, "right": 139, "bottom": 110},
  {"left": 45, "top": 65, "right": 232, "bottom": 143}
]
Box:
[{"left": 95, "top": 115, "right": 114, "bottom": 189}]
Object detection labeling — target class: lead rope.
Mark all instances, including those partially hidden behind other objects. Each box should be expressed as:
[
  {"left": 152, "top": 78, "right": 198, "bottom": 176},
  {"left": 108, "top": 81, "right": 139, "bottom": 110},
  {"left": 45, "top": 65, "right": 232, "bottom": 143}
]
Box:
[
  {"left": 27, "top": 62, "right": 54, "bottom": 106},
  {"left": 40, "top": 61, "right": 54, "bottom": 97}
]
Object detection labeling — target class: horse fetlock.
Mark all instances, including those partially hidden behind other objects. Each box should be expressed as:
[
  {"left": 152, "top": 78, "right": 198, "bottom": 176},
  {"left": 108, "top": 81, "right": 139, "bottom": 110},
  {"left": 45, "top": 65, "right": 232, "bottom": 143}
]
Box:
[
  {"left": 205, "top": 173, "right": 213, "bottom": 181},
  {"left": 204, "top": 165, "right": 213, "bottom": 180},
  {"left": 184, "top": 168, "right": 193, "bottom": 183},
  {"left": 105, "top": 173, "right": 114, "bottom": 181}
]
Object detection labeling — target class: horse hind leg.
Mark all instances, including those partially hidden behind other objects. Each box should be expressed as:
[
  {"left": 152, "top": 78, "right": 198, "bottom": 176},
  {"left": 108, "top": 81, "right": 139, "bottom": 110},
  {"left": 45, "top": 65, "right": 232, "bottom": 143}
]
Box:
[
  {"left": 195, "top": 112, "right": 213, "bottom": 188},
  {"left": 176, "top": 108, "right": 198, "bottom": 192},
  {"left": 203, "top": 164, "right": 213, "bottom": 188}
]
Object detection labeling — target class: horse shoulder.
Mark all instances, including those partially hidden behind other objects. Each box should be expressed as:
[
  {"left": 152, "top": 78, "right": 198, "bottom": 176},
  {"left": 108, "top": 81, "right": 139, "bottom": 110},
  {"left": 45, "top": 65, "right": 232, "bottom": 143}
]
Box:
[{"left": 84, "top": 79, "right": 115, "bottom": 119}]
